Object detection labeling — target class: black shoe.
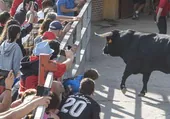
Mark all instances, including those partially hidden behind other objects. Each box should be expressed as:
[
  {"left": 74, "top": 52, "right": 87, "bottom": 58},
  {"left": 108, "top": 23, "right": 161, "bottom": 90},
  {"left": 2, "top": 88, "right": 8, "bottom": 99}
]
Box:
[{"left": 132, "top": 14, "right": 136, "bottom": 20}]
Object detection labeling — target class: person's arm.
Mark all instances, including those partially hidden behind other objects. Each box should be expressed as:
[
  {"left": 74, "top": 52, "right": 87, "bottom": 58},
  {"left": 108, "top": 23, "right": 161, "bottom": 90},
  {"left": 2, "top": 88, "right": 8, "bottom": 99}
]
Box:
[
  {"left": 10, "top": 0, "right": 23, "bottom": 16},
  {"left": 156, "top": 0, "right": 166, "bottom": 23},
  {"left": 62, "top": 50, "right": 74, "bottom": 70},
  {"left": 0, "top": 96, "right": 51, "bottom": 119},
  {"left": 60, "top": 5, "right": 79, "bottom": 13},
  {"left": 56, "top": 15, "right": 80, "bottom": 21},
  {"left": 0, "top": 71, "right": 14, "bottom": 113},
  {"left": 156, "top": 8, "right": 163, "bottom": 23},
  {"left": 59, "top": 22, "right": 72, "bottom": 40}
]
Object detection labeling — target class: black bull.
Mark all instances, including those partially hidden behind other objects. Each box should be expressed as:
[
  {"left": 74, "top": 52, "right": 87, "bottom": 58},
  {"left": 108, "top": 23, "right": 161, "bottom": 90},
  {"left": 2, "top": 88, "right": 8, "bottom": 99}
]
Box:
[{"left": 96, "top": 29, "right": 170, "bottom": 96}]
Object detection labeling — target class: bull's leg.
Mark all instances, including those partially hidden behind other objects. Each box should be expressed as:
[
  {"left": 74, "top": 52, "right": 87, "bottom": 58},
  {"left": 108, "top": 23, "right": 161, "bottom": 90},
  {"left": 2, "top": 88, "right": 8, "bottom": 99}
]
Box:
[
  {"left": 138, "top": 73, "right": 151, "bottom": 97},
  {"left": 120, "top": 71, "right": 131, "bottom": 94}
]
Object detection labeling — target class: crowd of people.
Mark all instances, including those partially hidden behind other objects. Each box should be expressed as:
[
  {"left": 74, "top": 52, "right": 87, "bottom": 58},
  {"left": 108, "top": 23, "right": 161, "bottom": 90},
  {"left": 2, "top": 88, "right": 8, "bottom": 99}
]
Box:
[{"left": 0, "top": 0, "right": 101, "bottom": 119}]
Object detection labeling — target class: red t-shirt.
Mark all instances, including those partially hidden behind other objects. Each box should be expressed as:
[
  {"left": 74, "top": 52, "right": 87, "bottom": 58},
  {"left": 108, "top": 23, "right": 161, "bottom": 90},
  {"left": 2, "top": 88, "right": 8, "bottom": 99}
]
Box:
[
  {"left": 156, "top": 0, "right": 169, "bottom": 16},
  {"left": 19, "top": 56, "right": 66, "bottom": 94}
]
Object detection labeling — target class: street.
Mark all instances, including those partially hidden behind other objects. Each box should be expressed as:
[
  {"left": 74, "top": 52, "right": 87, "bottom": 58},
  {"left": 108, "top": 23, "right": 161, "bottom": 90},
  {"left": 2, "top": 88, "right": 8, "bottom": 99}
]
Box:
[{"left": 86, "top": 15, "right": 170, "bottom": 119}]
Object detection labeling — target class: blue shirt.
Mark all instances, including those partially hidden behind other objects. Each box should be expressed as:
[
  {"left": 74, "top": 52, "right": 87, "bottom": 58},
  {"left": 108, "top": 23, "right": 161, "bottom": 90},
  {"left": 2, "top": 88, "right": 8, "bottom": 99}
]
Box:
[
  {"left": 56, "top": 0, "right": 75, "bottom": 16},
  {"left": 63, "top": 75, "right": 83, "bottom": 94}
]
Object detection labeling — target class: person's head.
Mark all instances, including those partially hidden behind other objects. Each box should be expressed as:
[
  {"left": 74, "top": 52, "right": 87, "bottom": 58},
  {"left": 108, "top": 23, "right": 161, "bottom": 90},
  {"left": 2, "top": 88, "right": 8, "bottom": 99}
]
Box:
[
  {"left": 46, "top": 92, "right": 60, "bottom": 113},
  {"left": 42, "top": 0, "right": 54, "bottom": 10},
  {"left": 44, "top": 12, "right": 57, "bottom": 21},
  {"left": 26, "top": 10, "right": 38, "bottom": 23},
  {"left": 38, "top": 18, "right": 52, "bottom": 35},
  {"left": 48, "top": 40, "right": 60, "bottom": 59},
  {"left": 0, "top": 11, "right": 10, "bottom": 25},
  {"left": 21, "top": 89, "right": 37, "bottom": 102},
  {"left": 84, "top": 68, "right": 100, "bottom": 80},
  {"left": 79, "top": 78, "right": 95, "bottom": 96},
  {"left": 23, "top": 0, "right": 31, "bottom": 11},
  {"left": 49, "top": 20, "right": 63, "bottom": 37},
  {"left": 0, "top": 19, "right": 20, "bottom": 44},
  {"left": 44, "top": 7, "right": 55, "bottom": 18},
  {"left": 33, "top": 41, "right": 54, "bottom": 56},
  {"left": 7, "top": 25, "right": 21, "bottom": 43}
]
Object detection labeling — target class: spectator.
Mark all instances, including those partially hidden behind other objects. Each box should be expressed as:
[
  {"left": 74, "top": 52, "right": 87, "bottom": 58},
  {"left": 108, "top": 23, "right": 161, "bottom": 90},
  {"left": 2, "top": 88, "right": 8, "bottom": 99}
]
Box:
[
  {"left": 58, "top": 78, "right": 101, "bottom": 119},
  {"left": 10, "top": 0, "right": 42, "bottom": 17},
  {"left": 0, "top": 0, "right": 7, "bottom": 13},
  {"left": 0, "top": 71, "right": 14, "bottom": 112},
  {"left": 0, "top": 96, "right": 51, "bottom": 119},
  {"left": 11, "top": 89, "right": 37, "bottom": 108},
  {"left": 0, "top": 19, "right": 33, "bottom": 56},
  {"left": 43, "top": 92, "right": 60, "bottom": 119},
  {"left": 56, "top": 0, "right": 80, "bottom": 16},
  {"left": 44, "top": 11, "right": 80, "bottom": 22},
  {"left": 37, "top": 0, "right": 54, "bottom": 20},
  {"left": 14, "top": 0, "right": 37, "bottom": 25},
  {"left": 34, "top": 18, "right": 53, "bottom": 44},
  {"left": 155, "top": 0, "right": 169, "bottom": 34},
  {"left": 35, "top": 20, "right": 71, "bottom": 44},
  {"left": 132, "top": 0, "right": 146, "bottom": 20},
  {"left": 19, "top": 41, "right": 74, "bottom": 96},
  {"left": 16, "top": 1, "right": 39, "bottom": 13},
  {"left": 0, "top": 25, "right": 23, "bottom": 77},
  {"left": 63, "top": 68, "right": 100, "bottom": 97},
  {"left": 0, "top": 11, "right": 10, "bottom": 34},
  {"left": 44, "top": 7, "right": 55, "bottom": 18},
  {"left": 11, "top": 90, "right": 60, "bottom": 119}
]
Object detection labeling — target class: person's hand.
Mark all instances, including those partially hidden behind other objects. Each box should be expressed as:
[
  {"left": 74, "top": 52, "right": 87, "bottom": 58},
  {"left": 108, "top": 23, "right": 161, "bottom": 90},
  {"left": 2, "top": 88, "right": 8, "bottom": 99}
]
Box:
[
  {"left": 73, "top": 7, "right": 80, "bottom": 12},
  {"left": 33, "top": 96, "right": 51, "bottom": 108},
  {"left": 63, "top": 22, "right": 72, "bottom": 33},
  {"left": 5, "top": 70, "right": 14, "bottom": 89},
  {"left": 72, "top": 17, "right": 81, "bottom": 21},
  {"left": 65, "top": 50, "right": 74, "bottom": 59},
  {"left": 70, "top": 44, "right": 78, "bottom": 54},
  {"left": 49, "top": 112, "right": 60, "bottom": 119}
]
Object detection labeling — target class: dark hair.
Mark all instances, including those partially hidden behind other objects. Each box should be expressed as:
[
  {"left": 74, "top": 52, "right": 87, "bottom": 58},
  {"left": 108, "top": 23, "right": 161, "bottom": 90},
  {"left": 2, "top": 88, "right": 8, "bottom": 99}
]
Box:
[
  {"left": 0, "top": 11, "right": 10, "bottom": 25},
  {"left": 44, "top": 7, "right": 54, "bottom": 17},
  {"left": 0, "top": 19, "right": 20, "bottom": 44},
  {"left": 42, "top": 0, "right": 54, "bottom": 10},
  {"left": 84, "top": 68, "right": 100, "bottom": 80},
  {"left": 80, "top": 78, "right": 95, "bottom": 95},
  {"left": 23, "top": 0, "right": 35, "bottom": 11},
  {"left": 45, "top": 12, "right": 57, "bottom": 21},
  {"left": 38, "top": 18, "right": 52, "bottom": 35},
  {"left": 21, "top": 89, "right": 37, "bottom": 102},
  {"left": 46, "top": 92, "right": 60, "bottom": 112},
  {"left": 48, "top": 40, "right": 60, "bottom": 59},
  {"left": 7, "top": 25, "right": 21, "bottom": 43}
]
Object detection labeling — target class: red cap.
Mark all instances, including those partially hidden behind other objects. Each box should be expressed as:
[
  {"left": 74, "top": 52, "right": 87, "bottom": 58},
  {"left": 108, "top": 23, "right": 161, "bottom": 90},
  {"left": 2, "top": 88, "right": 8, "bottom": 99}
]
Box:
[{"left": 42, "top": 31, "right": 56, "bottom": 40}]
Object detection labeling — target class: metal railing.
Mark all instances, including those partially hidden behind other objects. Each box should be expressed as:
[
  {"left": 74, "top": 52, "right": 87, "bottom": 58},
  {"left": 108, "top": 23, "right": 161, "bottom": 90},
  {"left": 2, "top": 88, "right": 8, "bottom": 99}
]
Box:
[{"left": 34, "top": 0, "right": 92, "bottom": 118}]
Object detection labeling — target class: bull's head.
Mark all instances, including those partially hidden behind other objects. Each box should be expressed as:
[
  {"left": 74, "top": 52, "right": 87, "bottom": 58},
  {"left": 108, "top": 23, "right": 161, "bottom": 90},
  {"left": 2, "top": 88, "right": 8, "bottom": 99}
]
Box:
[{"left": 95, "top": 30, "right": 121, "bottom": 56}]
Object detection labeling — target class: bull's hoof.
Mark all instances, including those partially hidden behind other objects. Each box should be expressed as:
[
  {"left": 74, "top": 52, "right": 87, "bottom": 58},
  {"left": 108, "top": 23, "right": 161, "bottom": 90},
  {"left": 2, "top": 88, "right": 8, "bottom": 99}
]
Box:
[
  {"left": 121, "top": 88, "right": 127, "bottom": 95},
  {"left": 138, "top": 92, "right": 145, "bottom": 97}
]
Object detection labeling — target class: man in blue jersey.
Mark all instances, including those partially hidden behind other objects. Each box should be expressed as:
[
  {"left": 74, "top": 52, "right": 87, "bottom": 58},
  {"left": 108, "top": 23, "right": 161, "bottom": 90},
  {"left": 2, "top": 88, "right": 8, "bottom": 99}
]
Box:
[{"left": 62, "top": 68, "right": 100, "bottom": 97}]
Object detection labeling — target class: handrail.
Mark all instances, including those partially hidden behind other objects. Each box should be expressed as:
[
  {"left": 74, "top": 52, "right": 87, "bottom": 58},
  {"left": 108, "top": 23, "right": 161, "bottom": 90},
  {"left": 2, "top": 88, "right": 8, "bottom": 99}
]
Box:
[{"left": 34, "top": 0, "right": 92, "bottom": 118}]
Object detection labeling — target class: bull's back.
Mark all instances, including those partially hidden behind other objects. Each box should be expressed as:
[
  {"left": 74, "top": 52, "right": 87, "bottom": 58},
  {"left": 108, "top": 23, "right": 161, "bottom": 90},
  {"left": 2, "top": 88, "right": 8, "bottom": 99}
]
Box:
[{"left": 128, "top": 32, "right": 170, "bottom": 73}]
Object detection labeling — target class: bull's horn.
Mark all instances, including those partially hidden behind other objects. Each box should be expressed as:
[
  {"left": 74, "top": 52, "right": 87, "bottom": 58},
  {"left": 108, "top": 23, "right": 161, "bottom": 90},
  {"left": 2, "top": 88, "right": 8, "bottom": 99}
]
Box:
[{"left": 94, "top": 32, "right": 113, "bottom": 38}]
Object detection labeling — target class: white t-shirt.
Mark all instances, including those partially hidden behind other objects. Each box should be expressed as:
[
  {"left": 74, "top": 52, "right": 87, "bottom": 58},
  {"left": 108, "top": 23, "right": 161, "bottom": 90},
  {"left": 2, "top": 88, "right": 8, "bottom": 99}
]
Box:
[{"left": 37, "top": 10, "right": 44, "bottom": 20}]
